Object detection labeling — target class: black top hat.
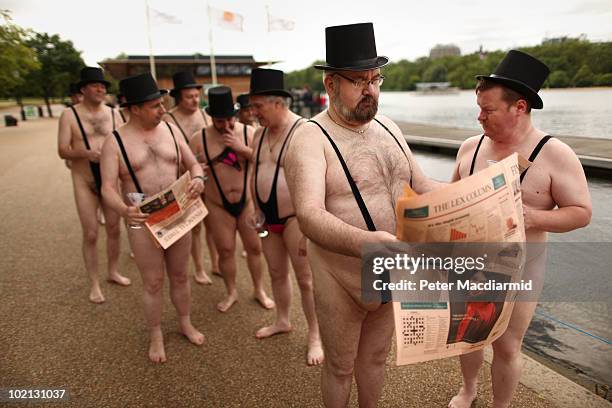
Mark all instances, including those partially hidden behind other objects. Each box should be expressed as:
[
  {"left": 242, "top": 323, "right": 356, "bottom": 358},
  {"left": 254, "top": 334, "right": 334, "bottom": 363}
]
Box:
[
  {"left": 205, "top": 86, "right": 238, "bottom": 118},
  {"left": 314, "top": 23, "right": 388, "bottom": 71},
  {"left": 476, "top": 50, "right": 550, "bottom": 109},
  {"left": 249, "top": 68, "right": 292, "bottom": 98},
  {"left": 236, "top": 94, "right": 250, "bottom": 109},
  {"left": 119, "top": 72, "right": 168, "bottom": 107},
  {"left": 170, "top": 71, "right": 202, "bottom": 97},
  {"left": 77, "top": 67, "right": 111, "bottom": 89},
  {"left": 69, "top": 82, "right": 81, "bottom": 96}
]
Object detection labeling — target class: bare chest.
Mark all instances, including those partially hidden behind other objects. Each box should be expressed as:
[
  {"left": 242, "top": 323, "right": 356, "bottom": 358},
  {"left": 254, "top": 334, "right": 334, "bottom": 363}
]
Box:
[
  {"left": 71, "top": 110, "right": 114, "bottom": 147},
  {"left": 170, "top": 112, "right": 205, "bottom": 141}
]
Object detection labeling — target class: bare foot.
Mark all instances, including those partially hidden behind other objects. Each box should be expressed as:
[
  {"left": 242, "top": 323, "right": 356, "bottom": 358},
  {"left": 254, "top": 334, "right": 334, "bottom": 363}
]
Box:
[
  {"left": 148, "top": 328, "right": 167, "bottom": 363},
  {"left": 89, "top": 286, "right": 105, "bottom": 304},
  {"left": 129, "top": 252, "right": 135, "bottom": 259},
  {"left": 255, "top": 322, "right": 292, "bottom": 339},
  {"left": 217, "top": 292, "right": 238, "bottom": 312},
  {"left": 211, "top": 268, "right": 222, "bottom": 277},
  {"left": 194, "top": 270, "right": 213, "bottom": 285},
  {"left": 448, "top": 386, "right": 477, "bottom": 408},
  {"left": 107, "top": 273, "right": 131, "bottom": 286},
  {"left": 307, "top": 338, "right": 325, "bottom": 366},
  {"left": 179, "top": 318, "right": 205, "bottom": 345},
  {"left": 254, "top": 291, "right": 275, "bottom": 310},
  {"left": 241, "top": 250, "right": 247, "bottom": 258}
]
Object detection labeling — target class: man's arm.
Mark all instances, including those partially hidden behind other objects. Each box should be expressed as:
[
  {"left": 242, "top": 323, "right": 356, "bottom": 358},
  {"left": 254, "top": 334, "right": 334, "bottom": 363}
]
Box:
[
  {"left": 223, "top": 124, "right": 253, "bottom": 160},
  {"left": 57, "top": 109, "right": 97, "bottom": 161},
  {"left": 284, "top": 124, "right": 395, "bottom": 258},
  {"left": 178, "top": 130, "right": 205, "bottom": 198},
  {"left": 524, "top": 141, "right": 592, "bottom": 232},
  {"left": 100, "top": 137, "right": 147, "bottom": 225}
]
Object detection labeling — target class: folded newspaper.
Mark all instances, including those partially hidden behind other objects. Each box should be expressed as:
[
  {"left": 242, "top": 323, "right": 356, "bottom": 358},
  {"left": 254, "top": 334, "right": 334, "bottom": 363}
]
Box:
[
  {"left": 137, "top": 172, "right": 208, "bottom": 249},
  {"left": 392, "top": 153, "right": 530, "bottom": 365}
]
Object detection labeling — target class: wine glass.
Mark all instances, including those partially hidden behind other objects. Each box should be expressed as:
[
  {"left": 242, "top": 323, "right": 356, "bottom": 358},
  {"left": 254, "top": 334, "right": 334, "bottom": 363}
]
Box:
[
  {"left": 247, "top": 210, "right": 268, "bottom": 238},
  {"left": 126, "top": 192, "right": 146, "bottom": 229}
]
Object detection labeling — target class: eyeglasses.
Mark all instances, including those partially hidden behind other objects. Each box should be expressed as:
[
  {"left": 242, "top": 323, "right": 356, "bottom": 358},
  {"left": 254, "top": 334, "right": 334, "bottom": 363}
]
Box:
[{"left": 333, "top": 72, "right": 385, "bottom": 89}]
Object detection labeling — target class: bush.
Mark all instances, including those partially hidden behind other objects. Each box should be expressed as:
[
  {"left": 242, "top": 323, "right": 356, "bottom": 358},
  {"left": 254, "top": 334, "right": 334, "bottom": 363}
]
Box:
[{"left": 548, "top": 70, "right": 570, "bottom": 88}]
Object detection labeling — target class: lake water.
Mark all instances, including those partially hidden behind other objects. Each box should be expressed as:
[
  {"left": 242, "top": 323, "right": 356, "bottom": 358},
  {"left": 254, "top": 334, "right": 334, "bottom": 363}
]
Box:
[
  {"left": 413, "top": 150, "right": 611, "bottom": 395},
  {"left": 380, "top": 88, "right": 612, "bottom": 139}
]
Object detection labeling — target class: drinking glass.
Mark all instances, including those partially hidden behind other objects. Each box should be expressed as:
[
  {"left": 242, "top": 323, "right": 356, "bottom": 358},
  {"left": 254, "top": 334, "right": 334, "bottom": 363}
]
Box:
[{"left": 126, "top": 192, "right": 146, "bottom": 229}]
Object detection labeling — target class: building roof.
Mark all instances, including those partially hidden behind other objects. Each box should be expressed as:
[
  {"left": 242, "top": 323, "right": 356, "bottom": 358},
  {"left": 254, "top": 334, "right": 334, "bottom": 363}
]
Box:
[{"left": 101, "top": 54, "right": 271, "bottom": 65}]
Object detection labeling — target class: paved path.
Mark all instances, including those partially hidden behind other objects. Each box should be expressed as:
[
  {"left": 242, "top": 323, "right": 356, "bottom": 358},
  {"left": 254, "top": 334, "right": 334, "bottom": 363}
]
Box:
[{"left": 0, "top": 117, "right": 567, "bottom": 407}]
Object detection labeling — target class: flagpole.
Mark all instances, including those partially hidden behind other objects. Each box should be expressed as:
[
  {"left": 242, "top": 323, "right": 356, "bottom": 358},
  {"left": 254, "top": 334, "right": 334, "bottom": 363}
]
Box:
[
  {"left": 207, "top": 3, "right": 218, "bottom": 85},
  {"left": 266, "top": 5, "right": 272, "bottom": 67},
  {"left": 144, "top": 0, "right": 157, "bottom": 79}
]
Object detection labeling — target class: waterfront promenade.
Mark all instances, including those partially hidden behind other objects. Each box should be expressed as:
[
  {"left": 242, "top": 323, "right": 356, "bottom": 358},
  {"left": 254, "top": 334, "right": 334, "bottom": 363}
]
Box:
[{"left": 0, "top": 116, "right": 609, "bottom": 407}]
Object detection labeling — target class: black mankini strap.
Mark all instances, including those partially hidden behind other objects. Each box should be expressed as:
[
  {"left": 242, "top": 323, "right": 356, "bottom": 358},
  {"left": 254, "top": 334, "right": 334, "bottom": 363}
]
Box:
[
  {"left": 309, "top": 118, "right": 411, "bottom": 232},
  {"left": 469, "top": 134, "right": 553, "bottom": 183},
  {"left": 113, "top": 122, "right": 180, "bottom": 194}
]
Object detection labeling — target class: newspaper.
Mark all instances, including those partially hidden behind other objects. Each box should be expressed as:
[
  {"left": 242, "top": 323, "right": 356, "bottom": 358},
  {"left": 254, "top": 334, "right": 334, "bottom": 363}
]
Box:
[
  {"left": 137, "top": 172, "right": 208, "bottom": 249},
  {"left": 391, "top": 153, "right": 530, "bottom": 365}
]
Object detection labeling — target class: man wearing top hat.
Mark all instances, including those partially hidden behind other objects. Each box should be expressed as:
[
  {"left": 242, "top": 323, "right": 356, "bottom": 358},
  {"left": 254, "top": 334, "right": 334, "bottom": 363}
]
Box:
[
  {"left": 58, "top": 67, "right": 130, "bottom": 304},
  {"left": 236, "top": 93, "right": 257, "bottom": 127},
  {"left": 449, "top": 51, "right": 591, "bottom": 408},
  {"left": 163, "top": 71, "right": 218, "bottom": 286},
  {"left": 100, "top": 72, "right": 206, "bottom": 363},
  {"left": 284, "top": 23, "right": 440, "bottom": 406},
  {"left": 248, "top": 68, "right": 324, "bottom": 366},
  {"left": 188, "top": 86, "right": 274, "bottom": 313}
]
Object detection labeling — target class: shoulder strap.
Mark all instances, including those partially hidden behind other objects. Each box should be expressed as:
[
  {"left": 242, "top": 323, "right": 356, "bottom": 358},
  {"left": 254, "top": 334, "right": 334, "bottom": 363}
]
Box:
[
  {"left": 309, "top": 119, "right": 376, "bottom": 231},
  {"left": 111, "top": 107, "right": 116, "bottom": 131},
  {"left": 69, "top": 106, "right": 91, "bottom": 150},
  {"left": 119, "top": 109, "right": 126, "bottom": 123},
  {"left": 520, "top": 135, "right": 553, "bottom": 183},
  {"left": 272, "top": 118, "right": 302, "bottom": 184},
  {"left": 165, "top": 122, "right": 180, "bottom": 180},
  {"left": 167, "top": 111, "right": 189, "bottom": 144},
  {"left": 200, "top": 109, "right": 209, "bottom": 126},
  {"left": 469, "top": 135, "right": 486, "bottom": 176},
  {"left": 374, "top": 117, "right": 412, "bottom": 187},
  {"left": 243, "top": 123, "right": 248, "bottom": 146},
  {"left": 113, "top": 130, "right": 143, "bottom": 194}
]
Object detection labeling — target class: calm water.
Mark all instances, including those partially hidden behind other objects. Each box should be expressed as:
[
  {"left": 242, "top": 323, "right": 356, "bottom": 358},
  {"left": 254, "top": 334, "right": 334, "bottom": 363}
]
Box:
[
  {"left": 380, "top": 88, "right": 612, "bottom": 139},
  {"left": 413, "top": 151, "right": 611, "bottom": 392}
]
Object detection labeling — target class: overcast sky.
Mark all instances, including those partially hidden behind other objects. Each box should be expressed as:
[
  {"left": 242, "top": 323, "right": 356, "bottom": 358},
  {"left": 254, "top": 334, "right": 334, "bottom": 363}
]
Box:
[{"left": 4, "top": 0, "right": 612, "bottom": 73}]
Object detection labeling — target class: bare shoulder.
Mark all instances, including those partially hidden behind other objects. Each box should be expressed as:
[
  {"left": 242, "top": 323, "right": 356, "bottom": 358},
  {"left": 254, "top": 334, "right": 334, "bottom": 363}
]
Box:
[
  {"left": 538, "top": 137, "right": 581, "bottom": 168},
  {"left": 457, "top": 135, "right": 483, "bottom": 158},
  {"left": 374, "top": 114, "right": 403, "bottom": 136},
  {"left": 287, "top": 120, "right": 326, "bottom": 153}
]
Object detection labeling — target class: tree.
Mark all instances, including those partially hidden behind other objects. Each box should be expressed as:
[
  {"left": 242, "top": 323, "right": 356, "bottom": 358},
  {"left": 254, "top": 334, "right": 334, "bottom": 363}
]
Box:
[
  {"left": 422, "top": 64, "right": 448, "bottom": 83},
  {"left": 548, "top": 70, "right": 570, "bottom": 88},
  {"left": 21, "top": 32, "right": 85, "bottom": 117},
  {"left": 0, "top": 11, "right": 39, "bottom": 106},
  {"left": 572, "top": 64, "right": 595, "bottom": 87}
]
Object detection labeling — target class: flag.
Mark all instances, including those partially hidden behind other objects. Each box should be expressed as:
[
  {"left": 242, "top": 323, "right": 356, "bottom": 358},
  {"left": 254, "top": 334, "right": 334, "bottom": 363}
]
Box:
[
  {"left": 267, "top": 14, "right": 295, "bottom": 32},
  {"left": 150, "top": 7, "right": 182, "bottom": 25},
  {"left": 209, "top": 6, "right": 243, "bottom": 31}
]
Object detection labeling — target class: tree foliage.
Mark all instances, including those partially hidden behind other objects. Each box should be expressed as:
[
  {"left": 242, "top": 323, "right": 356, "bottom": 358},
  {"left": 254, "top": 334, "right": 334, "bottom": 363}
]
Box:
[
  {"left": 286, "top": 37, "right": 612, "bottom": 91},
  {"left": 0, "top": 10, "right": 39, "bottom": 98}
]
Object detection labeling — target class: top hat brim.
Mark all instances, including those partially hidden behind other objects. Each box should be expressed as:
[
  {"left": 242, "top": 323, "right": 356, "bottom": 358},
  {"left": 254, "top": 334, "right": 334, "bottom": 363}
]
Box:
[
  {"left": 170, "top": 84, "right": 203, "bottom": 97},
  {"left": 78, "top": 79, "right": 111, "bottom": 89},
  {"left": 314, "top": 56, "right": 389, "bottom": 71},
  {"left": 120, "top": 89, "right": 168, "bottom": 107},
  {"left": 476, "top": 74, "right": 543, "bottom": 109},
  {"left": 249, "top": 89, "right": 292, "bottom": 99},
  {"left": 205, "top": 106, "right": 239, "bottom": 118}
]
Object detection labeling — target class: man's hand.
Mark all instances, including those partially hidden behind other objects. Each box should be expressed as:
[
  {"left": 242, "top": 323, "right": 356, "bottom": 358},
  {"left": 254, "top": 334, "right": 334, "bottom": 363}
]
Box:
[
  {"left": 222, "top": 132, "right": 243, "bottom": 150},
  {"left": 124, "top": 205, "right": 149, "bottom": 226},
  {"left": 523, "top": 205, "right": 537, "bottom": 231},
  {"left": 87, "top": 148, "right": 102, "bottom": 162},
  {"left": 188, "top": 177, "right": 205, "bottom": 199}
]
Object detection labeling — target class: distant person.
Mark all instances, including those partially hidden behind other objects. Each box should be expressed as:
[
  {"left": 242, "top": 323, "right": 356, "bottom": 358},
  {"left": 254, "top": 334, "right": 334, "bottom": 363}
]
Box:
[
  {"left": 449, "top": 50, "right": 592, "bottom": 408},
  {"left": 163, "top": 71, "right": 218, "bottom": 285},
  {"left": 57, "top": 67, "right": 130, "bottom": 304},
  {"left": 189, "top": 86, "right": 274, "bottom": 312},
  {"left": 284, "top": 23, "right": 440, "bottom": 407},
  {"left": 236, "top": 93, "right": 257, "bottom": 127},
  {"left": 248, "top": 68, "right": 324, "bottom": 366},
  {"left": 100, "top": 72, "right": 206, "bottom": 363}
]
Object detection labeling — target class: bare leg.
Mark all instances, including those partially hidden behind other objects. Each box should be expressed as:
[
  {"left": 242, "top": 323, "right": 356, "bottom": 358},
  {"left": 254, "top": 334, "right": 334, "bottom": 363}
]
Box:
[
  {"left": 129, "top": 227, "right": 166, "bottom": 363},
  {"left": 490, "top": 302, "right": 538, "bottom": 408},
  {"left": 237, "top": 208, "right": 274, "bottom": 309},
  {"left": 204, "top": 219, "right": 221, "bottom": 275},
  {"left": 284, "top": 219, "right": 323, "bottom": 366},
  {"left": 166, "top": 233, "right": 205, "bottom": 345},
  {"left": 191, "top": 222, "right": 212, "bottom": 285},
  {"left": 206, "top": 203, "right": 240, "bottom": 312},
  {"left": 449, "top": 350, "right": 482, "bottom": 408},
  {"left": 256, "top": 232, "right": 292, "bottom": 339},
  {"left": 353, "top": 303, "right": 394, "bottom": 408},
  {"left": 72, "top": 176, "right": 103, "bottom": 303},
  {"left": 102, "top": 203, "right": 130, "bottom": 286}
]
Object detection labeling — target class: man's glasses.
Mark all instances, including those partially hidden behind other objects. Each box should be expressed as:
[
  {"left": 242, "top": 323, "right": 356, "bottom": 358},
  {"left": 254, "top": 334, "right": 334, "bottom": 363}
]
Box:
[{"left": 333, "top": 72, "right": 385, "bottom": 89}]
